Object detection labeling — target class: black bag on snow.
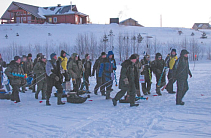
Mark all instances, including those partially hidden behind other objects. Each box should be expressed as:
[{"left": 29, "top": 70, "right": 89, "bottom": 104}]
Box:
[{"left": 66, "top": 92, "right": 87, "bottom": 103}]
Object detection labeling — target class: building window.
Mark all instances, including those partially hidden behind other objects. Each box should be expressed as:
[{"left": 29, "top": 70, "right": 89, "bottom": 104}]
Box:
[
  {"left": 48, "top": 17, "right": 52, "bottom": 23},
  {"left": 53, "top": 17, "right": 57, "bottom": 23}
]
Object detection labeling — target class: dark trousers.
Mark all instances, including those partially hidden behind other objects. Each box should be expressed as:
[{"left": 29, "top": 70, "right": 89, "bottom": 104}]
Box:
[
  {"left": 0, "top": 73, "right": 3, "bottom": 88},
  {"left": 100, "top": 77, "right": 112, "bottom": 95},
  {"left": 176, "top": 79, "right": 189, "bottom": 104},
  {"left": 114, "top": 87, "right": 136, "bottom": 104},
  {"left": 63, "top": 71, "right": 70, "bottom": 82},
  {"left": 166, "top": 70, "right": 176, "bottom": 93},
  {"left": 94, "top": 76, "right": 102, "bottom": 93},
  {"left": 141, "top": 79, "right": 151, "bottom": 94},
  {"left": 73, "top": 78, "right": 81, "bottom": 92},
  {"left": 46, "top": 77, "right": 63, "bottom": 101},
  {"left": 80, "top": 74, "right": 89, "bottom": 91},
  {"left": 11, "top": 84, "right": 20, "bottom": 102}
]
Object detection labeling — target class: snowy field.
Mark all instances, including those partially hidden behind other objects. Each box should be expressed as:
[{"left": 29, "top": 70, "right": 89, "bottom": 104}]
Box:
[{"left": 0, "top": 60, "right": 211, "bottom": 138}]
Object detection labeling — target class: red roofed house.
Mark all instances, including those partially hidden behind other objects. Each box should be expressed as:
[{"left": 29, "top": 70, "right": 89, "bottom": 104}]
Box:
[{"left": 1, "top": 1, "right": 89, "bottom": 24}]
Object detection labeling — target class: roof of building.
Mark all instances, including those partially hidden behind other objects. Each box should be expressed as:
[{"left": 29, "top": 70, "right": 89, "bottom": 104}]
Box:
[{"left": 1, "top": 1, "right": 87, "bottom": 20}]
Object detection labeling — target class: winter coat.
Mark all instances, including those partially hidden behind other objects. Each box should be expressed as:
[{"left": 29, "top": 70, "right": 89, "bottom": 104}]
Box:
[
  {"left": 98, "top": 58, "right": 113, "bottom": 82},
  {"left": 165, "top": 54, "right": 178, "bottom": 69},
  {"left": 107, "top": 51, "right": 117, "bottom": 71},
  {"left": 141, "top": 58, "right": 152, "bottom": 81},
  {"left": 58, "top": 56, "right": 68, "bottom": 71},
  {"left": 119, "top": 59, "right": 139, "bottom": 91},
  {"left": 26, "top": 58, "right": 33, "bottom": 75},
  {"left": 0, "top": 58, "right": 7, "bottom": 72},
  {"left": 67, "top": 53, "right": 83, "bottom": 79},
  {"left": 174, "top": 55, "right": 192, "bottom": 80},
  {"left": 21, "top": 61, "right": 27, "bottom": 74},
  {"left": 151, "top": 56, "right": 165, "bottom": 83},
  {"left": 46, "top": 58, "right": 63, "bottom": 84},
  {"left": 92, "top": 56, "right": 104, "bottom": 76},
  {"left": 33, "top": 60, "right": 46, "bottom": 82},
  {"left": 5, "top": 60, "right": 25, "bottom": 85},
  {"left": 82, "top": 59, "right": 92, "bottom": 76}
]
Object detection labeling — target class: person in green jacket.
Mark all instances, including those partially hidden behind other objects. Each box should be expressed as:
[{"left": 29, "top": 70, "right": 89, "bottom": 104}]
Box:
[{"left": 33, "top": 55, "right": 47, "bottom": 100}]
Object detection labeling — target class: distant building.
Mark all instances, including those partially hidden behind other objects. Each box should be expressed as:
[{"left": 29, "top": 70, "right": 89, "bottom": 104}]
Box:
[
  {"left": 1, "top": 1, "right": 89, "bottom": 24},
  {"left": 110, "top": 18, "right": 119, "bottom": 24},
  {"left": 192, "top": 23, "right": 211, "bottom": 30},
  {"left": 120, "top": 18, "right": 144, "bottom": 27}
]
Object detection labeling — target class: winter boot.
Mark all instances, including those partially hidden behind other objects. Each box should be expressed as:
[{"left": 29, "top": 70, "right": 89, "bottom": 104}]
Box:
[
  {"left": 112, "top": 98, "right": 117, "bottom": 106},
  {"left": 46, "top": 101, "right": 51, "bottom": 106},
  {"left": 156, "top": 87, "right": 162, "bottom": 96},
  {"left": 106, "top": 90, "right": 112, "bottom": 99},
  {"left": 130, "top": 95, "right": 139, "bottom": 107},
  {"left": 35, "top": 93, "right": 38, "bottom": 99},
  {"left": 57, "top": 93, "right": 65, "bottom": 105}
]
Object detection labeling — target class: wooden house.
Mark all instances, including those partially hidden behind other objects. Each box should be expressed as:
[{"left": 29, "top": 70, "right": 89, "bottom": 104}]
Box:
[
  {"left": 119, "top": 18, "right": 144, "bottom": 27},
  {"left": 192, "top": 23, "right": 211, "bottom": 30},
  {"left": 1, "top": 1, "right": 89, "bottom": 24}
]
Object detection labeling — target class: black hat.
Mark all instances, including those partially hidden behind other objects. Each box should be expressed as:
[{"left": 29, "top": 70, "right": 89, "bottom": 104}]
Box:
[
  {"left": 155, "top": 53, "right": 162, "bottom": 59},
  {"left": 180, "top": 49, "right": 189, "bottom": 56},
  {"left": 14, "top": 56, "right": 21, "bottom": 61},
  {"left": 22, "top": 55, "right": 27, "bottom": 58},
  {"left": 101, "top": 52, "right": 106, "bottom": 56},
  {"left": 129, "top": 54, "right": 137, "bottom": 60},
  {"left": 85, "top": 53, "right": 89, "bottom": 58},
  {"left": 28, "top": 53, "right": 32, "bottom": 57},
  {"left": 61, "top": 50, "right": 66, "bottom": 57},
  {"left": 36, "top": 53, "right": 42, "bottom": 58},
  {"left": 171, "top": 49, "right": 176, "bottom": 53}
]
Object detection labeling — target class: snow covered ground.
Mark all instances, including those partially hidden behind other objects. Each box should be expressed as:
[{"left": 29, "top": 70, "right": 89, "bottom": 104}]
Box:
[{"left": 0, "top": 60, "right": 211, "bottom": 138}]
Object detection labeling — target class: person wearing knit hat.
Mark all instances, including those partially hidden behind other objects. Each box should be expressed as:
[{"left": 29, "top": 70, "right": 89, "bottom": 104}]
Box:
[
  {"left": 165, "top": 48, "right": 178, "bottom": 94},
  {"left": 151, "top": 53, "right": 166, "bottom": 96},
  {"left": 58, "top": 50, "right": 69, "bottom": 89},
  {"left": 46, "top": 52, "right": 65, "bottom": 106},
  {"left": 80, "top": 53, "right": 92, "bottom": 92},
  {"left": 5, "top": 55, "right": 25, "bottom": 103},
  {"left": 112, "top": 54, "right": 139, "bottom": 107},
  {"left": 92, "top": 52, "right": 107, "bottom": 95}
]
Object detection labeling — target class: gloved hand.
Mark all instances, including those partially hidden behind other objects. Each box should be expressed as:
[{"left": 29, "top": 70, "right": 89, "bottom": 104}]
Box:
[
  {"left": 55, "top": 76, "right": 60, "bottom": 81},
  {"left": 123, "top": 78, "right": 129, "bottom": 85}
]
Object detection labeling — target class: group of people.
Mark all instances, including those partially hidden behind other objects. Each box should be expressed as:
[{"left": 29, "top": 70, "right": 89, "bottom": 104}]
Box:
[{"left": 1, "top": 48, "right": 192, "bottom": 107}]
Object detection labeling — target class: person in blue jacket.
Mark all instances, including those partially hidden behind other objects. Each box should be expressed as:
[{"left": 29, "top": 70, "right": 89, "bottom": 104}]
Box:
[
  {"left": 107, "top": 51, "right": 117, "bottom": 90},
  {"left": 98, "top": 52, "right": 113, "bottom": 99}
]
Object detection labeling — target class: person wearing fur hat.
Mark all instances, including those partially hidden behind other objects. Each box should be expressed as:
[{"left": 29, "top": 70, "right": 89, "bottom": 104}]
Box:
[
  {"left": 174, "top": 49, "right": 192, "bottom": 105},
  {"left": 33, "top": 55, "right": 47, "bottom": 100},
  {"left": 80, "top": 54, "right": 92, "bottom": 92},
  {"left": 46, "top": 53, "right": 65, "bottom": 106},
  {"left": 151, "top": 53, "right": 166, "bottom": 96},
  {"left": 67, "top": 53, "right": 83, "bottom": 93},
  {"left": 5, "top": 56, "right": 24, "bottom": 103},
  {"left": 112, "top": 54, "right": 139, "bottom": 107},
  {"left": 92, "top": 52, "right": 107, "bottom": 95},
  {"left": 140, "top": 54, "right": 152, "bottom": 95},
  {"left": 165, "top": 49, "right": 178, "bottom": 94}
]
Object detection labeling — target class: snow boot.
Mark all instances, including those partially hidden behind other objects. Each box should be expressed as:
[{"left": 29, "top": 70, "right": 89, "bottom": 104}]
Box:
[
  {"left": 112, "top": 98, "right": 117, "bottom": 106},
  {"left": 46, "top": 101, "right": 51, "bottom": 106},
  {"left": 129, "top": 95, "right": 139, "bottom": 107},
  {"left": 130, "top": 103, "right": 139, "bottom": 107},
  {"left": 35, "top": 93, "right": 38, "bottom": 99},
  {"left": 57, "top": 93, "right": 65, "bottom": 105},
  {"left": 106, "top": 90, "right": 112, "bottom": 99}
]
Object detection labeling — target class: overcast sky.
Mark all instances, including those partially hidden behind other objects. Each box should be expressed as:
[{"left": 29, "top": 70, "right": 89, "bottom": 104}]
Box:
[{"left": 0, "top": 0, "right": 210, "bottom": 28}]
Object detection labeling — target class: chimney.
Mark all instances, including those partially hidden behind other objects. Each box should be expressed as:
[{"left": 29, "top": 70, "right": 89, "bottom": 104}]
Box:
[
  {"left": 57, "top": 4, "right": 61, "bottom": 7},
  {"left": 70, "top": 1, "right": 72, "bottom": 11}
]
